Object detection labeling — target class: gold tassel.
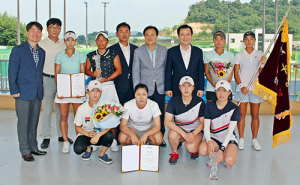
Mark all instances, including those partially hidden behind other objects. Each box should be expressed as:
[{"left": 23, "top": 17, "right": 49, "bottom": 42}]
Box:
[
  {"left": 281, "top": 17, "right": 289, "bottom": 43},
  {"left": 272, "top": 128, "right": 290, "bottom": 148},
  {"left": 253, "top": 80, "right": 277, "bottom": 113}
]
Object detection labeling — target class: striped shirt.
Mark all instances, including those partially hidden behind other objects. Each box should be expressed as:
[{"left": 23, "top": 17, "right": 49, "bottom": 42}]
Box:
[
  {"left": 204, "top": 100, "right": 240, "bottom": 143},
  {"left": 166, "top": 96, "right": 205, "bottom": 132},
  {"left": 28, "top": 41, "right": 39, "bottom": 68}
]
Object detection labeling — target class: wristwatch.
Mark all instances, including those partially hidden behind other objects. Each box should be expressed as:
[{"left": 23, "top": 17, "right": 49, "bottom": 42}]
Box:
[{"left": 238, "top": 83, "right": 244, "bottom": 89}]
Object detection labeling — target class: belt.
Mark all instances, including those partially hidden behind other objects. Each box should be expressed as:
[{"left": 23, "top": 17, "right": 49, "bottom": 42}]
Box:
[{"left": 43, "top": 73, "right": 55, "bottom": 78}]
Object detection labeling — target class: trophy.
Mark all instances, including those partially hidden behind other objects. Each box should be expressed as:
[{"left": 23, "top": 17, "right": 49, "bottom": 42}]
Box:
[
  {"left": 94, "top": 55, "right": 102, "bottom": 81},
  {"left": 210, "top": 152, "right": 219, "bottom": 180}
]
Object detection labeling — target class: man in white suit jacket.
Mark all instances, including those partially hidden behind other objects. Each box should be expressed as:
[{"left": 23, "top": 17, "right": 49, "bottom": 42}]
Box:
[{"left": 132, "top": 26, "right": 168, "bottom": 146}]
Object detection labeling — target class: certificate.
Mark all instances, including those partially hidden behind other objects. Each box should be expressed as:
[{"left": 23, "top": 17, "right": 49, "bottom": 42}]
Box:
[
  {"left": 121, "top": 145, "right": 159, "bottom": 173},
  {"left": 57, "top": 73, "right": 85, "bottom": 98}
]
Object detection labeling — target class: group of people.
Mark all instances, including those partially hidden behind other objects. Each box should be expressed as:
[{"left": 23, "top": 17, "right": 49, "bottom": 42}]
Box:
[{"left": 9, "top": 17, "right": 266, "bottom": 169}]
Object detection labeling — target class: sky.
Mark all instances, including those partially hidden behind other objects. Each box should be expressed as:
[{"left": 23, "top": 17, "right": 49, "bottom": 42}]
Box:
[{"left": 0, "top": 0, "right": 251, "bottom": 36}]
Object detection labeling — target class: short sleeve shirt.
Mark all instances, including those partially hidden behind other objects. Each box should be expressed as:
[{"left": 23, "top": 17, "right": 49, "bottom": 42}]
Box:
[
  {"left": 122, "top": 99, "right": 161, "bottom": 131},
  {"left": 55, "top": 50, "right": 85, "bottom": 74},
  {"left": 234, "top": 49, "right": 264, "bottom": 91},
  {"left": 87, "top": 49, "right": 118, "bottom": 79},
  {"left": 74, "top": 101, "right": 94, "bottom": 134},
  {"left": 204, "top": 100, "right": 240, "bottom": 143},
  {"left": 204, "top": 49, "right": 235, "bottom": 92},
  {"left": 166, "top": 96, "right": 205, "bottom": 132},
  {"left": 39, "top": 38, "right": 66, "bottom": 75}
]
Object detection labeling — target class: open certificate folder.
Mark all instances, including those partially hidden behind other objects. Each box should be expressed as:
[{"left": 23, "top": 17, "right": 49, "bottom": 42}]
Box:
[
  {"left": 57, "top": 73, "right": 85, "bottom": 98},
  {"left": 121, "top": 145, "right": 159, "bottom": 173}
]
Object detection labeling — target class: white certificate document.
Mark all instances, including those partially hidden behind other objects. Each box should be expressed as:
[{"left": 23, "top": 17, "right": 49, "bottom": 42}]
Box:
[
  {"left": 57, "top": 74, "right": 71, "bottom": 98},
  {"left": 140, "top": 145, "right": 159, "bottom": 172},
  {"left": 71, "top": 73, "right": 85, "bottom": 97},
  {"left": 121, "top": 145, "right": 140, "bottom": 172}
]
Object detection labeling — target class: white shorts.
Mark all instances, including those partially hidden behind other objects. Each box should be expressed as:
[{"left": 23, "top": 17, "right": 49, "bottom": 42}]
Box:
[
  {"left": 234, "top": 91, "right": 263, "bottom": 104},
  {"left": 101, "top": 81, "right": 120, "bottom": 103}
]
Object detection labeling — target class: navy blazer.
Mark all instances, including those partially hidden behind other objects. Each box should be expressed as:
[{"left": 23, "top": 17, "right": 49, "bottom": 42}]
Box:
[
  {"left": 108, "top": 43, "right": 137, "bottom": 94},
  {"left": 165, "top": 45, "right": 204, "bottom": 97},
  {"left": 8, "top": 41, "right": 45, "bottom": 100}
]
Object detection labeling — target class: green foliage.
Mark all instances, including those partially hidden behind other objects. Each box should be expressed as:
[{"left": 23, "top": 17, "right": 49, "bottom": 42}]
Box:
[
  {"left": 77, "top": 35, "right": 86, "bottom": 45},
  {"left": 136, "top": 32, "right": 143, "bottom": 36},
  {"left": 0, "top": 12, "right": 27, "bottom": 46},
  {"left": 184, "top": 0, "right": 300, "bottom": 39}
]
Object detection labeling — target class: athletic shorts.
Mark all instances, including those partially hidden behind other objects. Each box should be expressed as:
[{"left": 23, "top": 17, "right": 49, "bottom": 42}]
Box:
[
  {"left": 206, "top": 91, "right": 232, "bottom": 101},
  {"left": 127, "top": 123, "right": 154, "bottom": 139},
  {"left": 234, "top": 91, "right": 263, "bottom": 103},
  {"left": 211, "top": 137, "right": 238, "bottom": 148}
]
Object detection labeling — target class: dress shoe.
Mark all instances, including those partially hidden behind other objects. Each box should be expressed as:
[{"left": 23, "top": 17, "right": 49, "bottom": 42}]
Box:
[
  {"left": 31, "top": 150, "right": 47, "bottom": 155},
  {"left": 58, "top": 137, "right": 73, "bottom": 144},
  {"left": 41, "top": 139, "right": 50, "bottom": 149},
  {"left": 160, "top": 140, "right": 167, "bottom": 147},
  {"left": 22, "top": 154, "right": 34, "bottom": 162}
]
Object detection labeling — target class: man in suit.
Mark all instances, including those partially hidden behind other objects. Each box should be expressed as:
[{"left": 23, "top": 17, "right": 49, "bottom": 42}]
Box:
[
  {"left": 108, "top": 22, "right": 138, "bottom": 146},
  {"left": 8, "top": 22, "right": 47, "bottom": 162},
  {"left": 109, "top": 22, "right": 138, "bottom": 105},
  {"left": 165, "top": 25, "right": 204, "bottom": 98},
  {"left": 132, "top": 26, "right": 168, "bottom": 146}
]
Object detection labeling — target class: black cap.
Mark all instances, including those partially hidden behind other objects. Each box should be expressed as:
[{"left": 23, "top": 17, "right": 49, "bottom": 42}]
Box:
[{"left": 243, "top": 31, "right": 255, "bottom": 39}]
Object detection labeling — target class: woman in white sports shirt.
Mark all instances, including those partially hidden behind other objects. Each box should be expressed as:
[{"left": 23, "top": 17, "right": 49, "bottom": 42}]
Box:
[{"left": 233, "top": 31, "right": 266, "bottom": 151}]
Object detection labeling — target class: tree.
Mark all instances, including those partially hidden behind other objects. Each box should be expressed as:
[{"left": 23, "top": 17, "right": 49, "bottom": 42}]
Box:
[
  {"left": 0, "top": 12, "right": 27, "bottom": 46},
  {"left": 136, "top": 32, "right": 142, "bottom": 36},
  {"left": 77, "top": 35, "right": 85, "bottom": 45}
]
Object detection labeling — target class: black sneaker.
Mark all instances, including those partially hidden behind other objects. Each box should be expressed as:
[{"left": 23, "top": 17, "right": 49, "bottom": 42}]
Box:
[
  {"left": 190, "top": 152, "right": 199, "bottom": 160},
  {"left": 169, "top": 152, "right": 179, "bottom": 165},
  {"left": 177, "top": 142, "right": 182, "bottom": 149},
  {"left": 41, "top": 139, "right": 50, "bottom": 149},
  {"left": 58, "top": 137, "right": 73, "bottom": 144},
  {"left": 160, "top": 140, "right": 167, "bottom": 147}
]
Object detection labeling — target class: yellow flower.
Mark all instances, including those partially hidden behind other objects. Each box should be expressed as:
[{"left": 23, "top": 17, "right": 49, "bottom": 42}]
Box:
[
  {"left": 95, "top": 113, "right": 103, "bottom": 121},
  {"left": 102, "top": 111, "right": 108, "bottom": 118},
  {"left": 218, "top": 70, "right": 225, "bottom": 78}
]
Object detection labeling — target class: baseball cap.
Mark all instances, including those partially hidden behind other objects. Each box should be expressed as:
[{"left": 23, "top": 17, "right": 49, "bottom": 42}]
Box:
[
  {"left": 95, "top": 31, "right": 109, "bottom": 40},
  {"left": 243, "top": 31, "right": 255, "bottom": 39},
  {"left": 179, "top": 76, "right": 194, "bottom": 86},
  {"left": 87, "top": 80, "right": 102, "bottom": 91},
  {"left": 64, "top": 32, "right": 76, "bottom": 40},
  {"left": 215, "top": 80, "right": 231, "bottom": 91},
  {"left": 213, "top": 31, "right": 226, "bottom": 39}
]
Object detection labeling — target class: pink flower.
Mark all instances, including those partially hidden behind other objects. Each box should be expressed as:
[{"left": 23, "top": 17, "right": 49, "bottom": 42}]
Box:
[
  {"left": 113, "top": 106, "right": 119, "bottom": 110},
  {"left": 106, "top": 104, "right": 111, "bottom": 109},
  {"left": 214, "top": 69, "right": 218, "bottom": 74}
]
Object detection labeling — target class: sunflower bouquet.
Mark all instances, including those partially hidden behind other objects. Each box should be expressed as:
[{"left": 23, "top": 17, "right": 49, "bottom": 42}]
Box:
[
  {"left": 208, "top": 60, "right": 233, "bottom": 83},
  {"left": 92, "top": 96, "right": 126, "bottom": 132}
]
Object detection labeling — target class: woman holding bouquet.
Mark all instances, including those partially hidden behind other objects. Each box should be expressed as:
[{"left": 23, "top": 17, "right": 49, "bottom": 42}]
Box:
[
  {"left": 204, "top": 31, "right": 234, "bottom": 102},
  {"left": 55, "top": 31, "right": 86, "bottom": 153},
  {"left": 85, "top": 31, "right": 122, "bottom": 152},
  {"left": 118, "top": 83, "right": 163, "bottom": 146},
  {"left": 234, "top": 31, "right": 266, "bottom": 151},
  {"left": 73, "top": 80, "right": 114, "bottom": 164}
]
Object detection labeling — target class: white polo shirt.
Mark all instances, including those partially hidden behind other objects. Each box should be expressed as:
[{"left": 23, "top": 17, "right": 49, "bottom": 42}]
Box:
[
  {"left": 39, "top": 37, "right": 66, "bottom": 75},
  {"left": 180, "top": 44, "right": 191, "bottom": 69},
  {"left": 235, "top": 49, "right": 264, "bottom": 91},
  {"left": 74, "top": 101, "right": 93, "bottom": 135},
  {"left": 122, "top": 99, "right": 161, "bottom": 131}
]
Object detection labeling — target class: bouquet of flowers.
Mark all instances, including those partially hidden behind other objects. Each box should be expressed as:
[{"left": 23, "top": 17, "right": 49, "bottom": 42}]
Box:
[
  {"left": 208, "top": 60, "right": 233, "bottom": 83},
  {"left": 92, "top": 96, "right": 127, "bottom": 132}
]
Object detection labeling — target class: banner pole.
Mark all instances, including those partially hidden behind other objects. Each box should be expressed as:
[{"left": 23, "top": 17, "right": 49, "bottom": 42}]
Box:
[{"left": 237, "top": 8, "right": 290, "bottom": 106}]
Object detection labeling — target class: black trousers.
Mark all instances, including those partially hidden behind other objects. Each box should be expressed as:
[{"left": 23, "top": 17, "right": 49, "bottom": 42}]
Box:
[
  {"left": 73, "top": 130, "right": 114, "bottom": 155},
  {"left": 148, "top": 85, "right": 165, "bottom": 136}
]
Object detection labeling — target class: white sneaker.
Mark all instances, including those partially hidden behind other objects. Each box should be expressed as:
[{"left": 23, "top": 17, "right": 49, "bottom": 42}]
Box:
[
  {"left": 206, "top": 156, "right": 212, "bottom": 167},
  {"left": 92, "top": 145, "right": 101, "bottom": 152},
  {"left": 62, "top": 141, "right": 70, "bottom": 153},
  {"left": 238, "top": 138, "right": 245, "bottom": 150},
  {"left": 251, "top": 139, "right": 261, "bottom": 151},
  {"left": 110, "top": 139, "right": 119, "bottom": 152}
]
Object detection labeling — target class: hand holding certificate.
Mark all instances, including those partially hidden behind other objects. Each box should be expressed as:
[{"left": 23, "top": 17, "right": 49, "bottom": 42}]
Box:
[{"left": 57, "top": 73, "right": 85, "bottom": 98}]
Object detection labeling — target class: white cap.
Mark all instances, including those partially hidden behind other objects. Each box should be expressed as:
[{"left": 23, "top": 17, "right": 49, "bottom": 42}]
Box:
[
  {"left": 179, "top": 76, "right": 194, "bottom": 86},
  {"left": 95, "top": 31, "right": 109, "bottom": 40},
  {"left": 64, "top": 32, "right": 76, "bottom": 40},
  {"left": 87, "top": 80, "right": 102, "bottom": 91},
  {"left": 215, "top": 80, "right": 231, "bottom": 91}
]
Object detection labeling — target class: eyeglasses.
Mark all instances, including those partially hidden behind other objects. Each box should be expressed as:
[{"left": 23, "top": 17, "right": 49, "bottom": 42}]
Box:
[{"left": 49, "top": 26, "right": 61, "bottom": 30}]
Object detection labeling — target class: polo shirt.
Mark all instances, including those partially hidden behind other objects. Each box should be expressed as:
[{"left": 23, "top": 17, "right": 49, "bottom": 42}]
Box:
[
  {"left": 55, "top": 50, "right": 85, "bottom": 74},
  {"left": 204, "top": 49, "right": 235, "bottom": 92},
  {"left": 39, "top": 37, "right": 66, "bottom": 75},
  {"left": 234, "top": 49, "right": 264, "bottom": 91}
]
